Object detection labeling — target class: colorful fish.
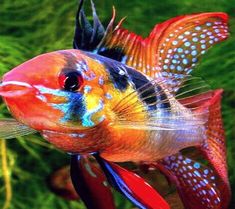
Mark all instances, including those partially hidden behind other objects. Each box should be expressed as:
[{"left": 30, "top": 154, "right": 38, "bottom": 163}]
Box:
[{"left": 0, "top": 0, "right": 231, "bottom": 208}]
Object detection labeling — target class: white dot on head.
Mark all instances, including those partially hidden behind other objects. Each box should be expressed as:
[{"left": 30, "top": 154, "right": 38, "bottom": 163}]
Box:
[
  {"left": 119, "top": 69, "right": 125, "bottom": 75},
  {"left": 99, "top": 77, "right": 104, "bottom": 85}
]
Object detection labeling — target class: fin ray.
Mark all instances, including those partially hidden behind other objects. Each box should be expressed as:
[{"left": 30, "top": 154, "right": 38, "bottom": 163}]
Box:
[
  {"left": 111, "top": 76, "right": 210, "bottom": 131},
  {"left": 0, "top": 118, "right": 36, "bottom": 139}
]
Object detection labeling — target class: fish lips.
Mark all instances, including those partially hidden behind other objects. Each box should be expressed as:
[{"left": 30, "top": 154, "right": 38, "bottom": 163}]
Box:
[{"left": 0, "top": 81, "right": 38, "bottom": 98}]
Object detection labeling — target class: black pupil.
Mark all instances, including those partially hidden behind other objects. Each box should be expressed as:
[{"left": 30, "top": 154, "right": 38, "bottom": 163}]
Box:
[{"left": 64, "top": 71, "right": 82, "bottom": 92}]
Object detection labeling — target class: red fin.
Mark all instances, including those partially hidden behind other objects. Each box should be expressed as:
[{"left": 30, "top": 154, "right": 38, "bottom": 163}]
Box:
[
  {"left": 178, "top": 90, "right": 215, "bottom": 109},
  {"left": 155, "top": 153, "right": 224, "bottom": 209},
  {"left": 73, "top": 2, "right": 229, "bottom": 92},
  {"left": 200, "top": 89, "right": 231, "bottom": 208},
  {"left": 70, "top": 155, "right": 115, "bottom": 209},
  {"left": 180, "top": 89, "right": 231, "bottom": 208},
  {"left": 96, "top": 155, "right": 170, "bottom": 209},
  {"left": 97, "top": 12, "right": 229, "bottom": 89}
]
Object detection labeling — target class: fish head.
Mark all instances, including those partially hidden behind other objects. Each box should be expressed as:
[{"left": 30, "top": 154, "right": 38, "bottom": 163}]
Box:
[{"left": 0, "top": 49, "right": 109, "bottom": 132}]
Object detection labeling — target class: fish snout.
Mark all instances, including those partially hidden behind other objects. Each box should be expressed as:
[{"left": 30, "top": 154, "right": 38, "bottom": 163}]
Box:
[{"left": 0, "top": 81, "right": 38, "bottom": 98}]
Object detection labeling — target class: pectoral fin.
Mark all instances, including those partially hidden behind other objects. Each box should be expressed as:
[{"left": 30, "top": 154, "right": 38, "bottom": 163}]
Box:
[{"left": 0, "top": 118, "right": 36, "bottom": 139}]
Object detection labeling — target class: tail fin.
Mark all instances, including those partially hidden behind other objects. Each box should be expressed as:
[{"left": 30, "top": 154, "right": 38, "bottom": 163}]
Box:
[
  {"left": 200, "top": 89, "right": 231, "bottom": 208},
  {"left": 179, "top": 89, "right": 231, "bottom": 208},
  {"left": 155, "top": 153, "right": 225, "bottom": 209}
]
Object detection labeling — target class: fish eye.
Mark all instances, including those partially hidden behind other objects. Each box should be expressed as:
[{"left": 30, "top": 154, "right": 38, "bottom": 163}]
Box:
[{"left": 59, "top": 71, "right": 83, "bottom": 92}]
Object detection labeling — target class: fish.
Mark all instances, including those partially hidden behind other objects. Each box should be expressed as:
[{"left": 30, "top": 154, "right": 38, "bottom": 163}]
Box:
[{"left": 0, "top": 0, "right": 231, "bottom": 208}]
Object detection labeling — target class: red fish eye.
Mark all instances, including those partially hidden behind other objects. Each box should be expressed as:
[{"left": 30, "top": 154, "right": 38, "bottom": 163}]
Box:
[{"left": 59, "top": 71, "right": 83, "bottom": 92}]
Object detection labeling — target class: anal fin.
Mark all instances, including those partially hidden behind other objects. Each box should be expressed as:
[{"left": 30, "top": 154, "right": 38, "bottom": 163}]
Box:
[{"left": 154, "top": 153, "right": 223, "bottom": 209}]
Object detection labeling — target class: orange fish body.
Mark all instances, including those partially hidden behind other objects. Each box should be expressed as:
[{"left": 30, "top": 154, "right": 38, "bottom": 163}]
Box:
[
  {"left": 0, "top": 1, "right": 231, "bottom": 209},
  {"left": 2, "top": 49, "right": 204, "bottom": 163}
]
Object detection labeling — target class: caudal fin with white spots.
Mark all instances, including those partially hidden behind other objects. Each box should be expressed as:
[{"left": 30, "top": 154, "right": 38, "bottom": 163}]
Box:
[{"left": 155, "top": 153, "right": 225, "bottom": 209}]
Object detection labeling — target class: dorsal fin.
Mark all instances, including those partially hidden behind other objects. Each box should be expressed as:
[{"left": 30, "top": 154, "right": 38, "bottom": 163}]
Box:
[
  {"left": 73, "top": 0, "right": 105, "bottom": 51},
  {"left": 97, "top": 12, "right": 229, "bottom": 92},
  {"left": 73, "top": 1, "right": 229, "bottom": 92}
]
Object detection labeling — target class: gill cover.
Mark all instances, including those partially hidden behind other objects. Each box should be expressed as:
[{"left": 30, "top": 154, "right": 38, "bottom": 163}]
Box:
[{"left": 0, "top": 50, "right": 108, "bottom": 131}]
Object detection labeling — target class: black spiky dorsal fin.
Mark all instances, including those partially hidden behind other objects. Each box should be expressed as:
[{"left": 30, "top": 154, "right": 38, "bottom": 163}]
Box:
[
  {"left": 73, "top": 0, "right": 128, "bottom": 61},
  {"left": 73, "top": 0, "right": 105, "bottom": 51}
]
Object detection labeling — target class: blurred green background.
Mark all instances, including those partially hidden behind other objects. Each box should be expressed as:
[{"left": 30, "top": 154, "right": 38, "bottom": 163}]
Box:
[{"left": 0, "top": 0, "right": 235, "bottom": 208}]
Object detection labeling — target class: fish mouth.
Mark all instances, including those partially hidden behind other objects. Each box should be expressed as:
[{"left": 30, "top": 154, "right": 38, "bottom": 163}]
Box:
[{"left": 0, "top": 81, "right": 36, "bottom": 98}]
